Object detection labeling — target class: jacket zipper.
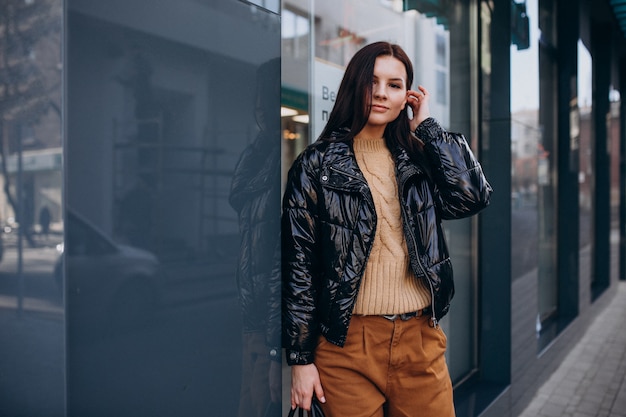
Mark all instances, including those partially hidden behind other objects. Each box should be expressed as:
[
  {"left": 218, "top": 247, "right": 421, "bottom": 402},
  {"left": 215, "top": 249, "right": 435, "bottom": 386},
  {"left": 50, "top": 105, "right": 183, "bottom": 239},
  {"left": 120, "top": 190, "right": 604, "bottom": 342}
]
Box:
[
  {"left": 328, "top": 166, "right": 364, "bottom": 184},
  {"left": 398, "top": 174, "right": 439, "bottom": 328}
]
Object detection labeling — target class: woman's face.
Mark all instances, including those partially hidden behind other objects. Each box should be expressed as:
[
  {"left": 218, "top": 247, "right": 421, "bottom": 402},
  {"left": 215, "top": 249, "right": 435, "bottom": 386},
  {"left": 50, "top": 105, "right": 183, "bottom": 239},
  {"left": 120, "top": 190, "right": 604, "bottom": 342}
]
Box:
[{"left": 365, "top": 55, "right": 408, "bottom": 132}]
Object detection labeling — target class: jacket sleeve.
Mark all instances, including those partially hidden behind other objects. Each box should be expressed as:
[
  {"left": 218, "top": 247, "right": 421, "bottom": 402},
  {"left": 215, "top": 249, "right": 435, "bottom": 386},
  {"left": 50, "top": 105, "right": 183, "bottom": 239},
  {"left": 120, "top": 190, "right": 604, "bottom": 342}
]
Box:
[
  {"left": 414, "top": 117, "right": 492, "bottom": 220},
  {"left": 281, "top": 152, "right": 321, "bottom": 365}
]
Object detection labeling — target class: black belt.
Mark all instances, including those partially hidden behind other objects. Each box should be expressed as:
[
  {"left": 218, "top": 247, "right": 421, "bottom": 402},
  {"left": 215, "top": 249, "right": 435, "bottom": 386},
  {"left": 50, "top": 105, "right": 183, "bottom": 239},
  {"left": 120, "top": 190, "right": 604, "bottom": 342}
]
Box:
[{"left": 381, "top": 307, "right": 431, "bottom": 321}]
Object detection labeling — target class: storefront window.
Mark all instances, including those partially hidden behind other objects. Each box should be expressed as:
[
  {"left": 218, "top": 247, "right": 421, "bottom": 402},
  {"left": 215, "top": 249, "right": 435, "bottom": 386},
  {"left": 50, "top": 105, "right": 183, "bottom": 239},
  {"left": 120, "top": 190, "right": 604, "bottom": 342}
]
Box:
[
  {"left": 578, "top": 40, "right": 594, "bottom": 294},
  {"left": 511, "top": 0, "right": 540, "bottom": 291},
  {"left": 510, "top": 0, "right": 564, "bottom": 348},
  {"left": 281, "top": 0, "right": 477, "bottom": 384},
  {"left": 510, "top": 0, "right": 561, "bottom": 349},
  {"left": 535, "top": 0, "right": 559, "bottom": 346},
  {"left": 67, "top": 1, "right": 280, "bottom": 415},
  {"left": 609, "top": 90, "right": 621, "bottom": 283},
  {"left": 282, "top": 3, "right": 312, "bottom": 184}
]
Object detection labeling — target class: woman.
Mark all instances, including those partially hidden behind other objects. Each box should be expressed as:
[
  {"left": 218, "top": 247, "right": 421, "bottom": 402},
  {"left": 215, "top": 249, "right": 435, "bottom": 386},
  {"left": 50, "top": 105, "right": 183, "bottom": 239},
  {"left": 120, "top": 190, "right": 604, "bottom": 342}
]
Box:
[{"left": 281, "top": 41, "right": 492, "bottom": 417}]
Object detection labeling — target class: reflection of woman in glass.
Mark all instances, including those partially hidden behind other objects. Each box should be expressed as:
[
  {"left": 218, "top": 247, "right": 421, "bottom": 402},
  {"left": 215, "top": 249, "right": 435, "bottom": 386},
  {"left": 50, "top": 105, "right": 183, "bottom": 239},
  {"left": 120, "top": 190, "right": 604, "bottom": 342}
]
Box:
[
  {"left": 281, "top": 42, "right": 492, "bottom": 416},
  {"left": 230, "top": 58, "right": 281, "bottom": 417}
]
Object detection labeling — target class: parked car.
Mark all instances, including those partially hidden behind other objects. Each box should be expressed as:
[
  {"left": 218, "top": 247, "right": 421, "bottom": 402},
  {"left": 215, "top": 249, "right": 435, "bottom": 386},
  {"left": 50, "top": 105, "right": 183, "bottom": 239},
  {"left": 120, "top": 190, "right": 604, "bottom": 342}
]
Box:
[{"left": 55, "top": 210, "right": 162, "bottom": 332}]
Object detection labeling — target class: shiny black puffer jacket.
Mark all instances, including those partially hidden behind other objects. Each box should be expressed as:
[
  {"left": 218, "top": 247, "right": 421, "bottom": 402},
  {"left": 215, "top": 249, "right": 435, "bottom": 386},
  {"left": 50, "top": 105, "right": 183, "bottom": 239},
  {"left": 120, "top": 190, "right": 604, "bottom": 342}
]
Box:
[{"left": 281, "top": 118, "right": 492, "bottom": 365}]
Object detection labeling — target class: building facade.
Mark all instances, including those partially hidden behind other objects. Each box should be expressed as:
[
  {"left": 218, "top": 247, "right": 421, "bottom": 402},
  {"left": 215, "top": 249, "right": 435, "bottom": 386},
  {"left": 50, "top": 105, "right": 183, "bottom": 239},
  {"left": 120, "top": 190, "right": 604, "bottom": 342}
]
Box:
[{"left": 0, "top": 0, "right": 624, "bottom": 416}]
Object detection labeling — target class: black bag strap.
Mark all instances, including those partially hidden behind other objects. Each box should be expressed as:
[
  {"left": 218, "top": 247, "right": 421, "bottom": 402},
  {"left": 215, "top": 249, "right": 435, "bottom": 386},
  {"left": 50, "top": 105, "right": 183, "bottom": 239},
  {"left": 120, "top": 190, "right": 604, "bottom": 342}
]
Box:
[
  {"left": 287, "top": 407, "right": 303, "bottom": 417},
  {"left": 287, "top": 400, "right": 325, "bottom": 417}
]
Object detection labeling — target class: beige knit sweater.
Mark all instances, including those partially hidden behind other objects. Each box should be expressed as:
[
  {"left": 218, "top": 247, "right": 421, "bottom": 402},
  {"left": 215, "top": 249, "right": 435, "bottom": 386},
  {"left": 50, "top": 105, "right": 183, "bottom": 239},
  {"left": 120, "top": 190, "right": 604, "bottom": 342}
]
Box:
[{"left": 352, "top": 138, "right": 431, "bottom": 315}]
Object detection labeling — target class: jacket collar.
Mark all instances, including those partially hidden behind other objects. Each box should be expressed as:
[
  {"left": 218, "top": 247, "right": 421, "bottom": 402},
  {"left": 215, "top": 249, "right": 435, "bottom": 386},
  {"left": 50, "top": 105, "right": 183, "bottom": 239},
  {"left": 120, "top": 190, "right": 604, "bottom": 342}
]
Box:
[{"left": 323, "top": 129, "right": 425, "bottom": 181}]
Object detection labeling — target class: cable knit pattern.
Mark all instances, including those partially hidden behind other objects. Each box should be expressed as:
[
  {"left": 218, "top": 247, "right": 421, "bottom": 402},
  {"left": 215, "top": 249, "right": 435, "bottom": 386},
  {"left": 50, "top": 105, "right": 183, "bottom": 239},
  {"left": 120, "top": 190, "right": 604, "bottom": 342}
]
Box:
[{"left": 352, "top": 138, "right": 431, "bottom": 315}]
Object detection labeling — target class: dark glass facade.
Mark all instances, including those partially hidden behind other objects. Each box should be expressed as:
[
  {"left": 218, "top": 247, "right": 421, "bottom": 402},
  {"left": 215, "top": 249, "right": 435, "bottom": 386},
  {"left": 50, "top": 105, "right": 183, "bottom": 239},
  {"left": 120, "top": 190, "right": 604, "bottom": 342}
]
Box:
[
  {"left": 0, "top": 1, "right": 625, "bottom": 416},
  {"left": 1, "top": 0, "right": 281, "bottom": 415},
  {"left": 66, "top": 1, "right": 280, "bottom": 416}
]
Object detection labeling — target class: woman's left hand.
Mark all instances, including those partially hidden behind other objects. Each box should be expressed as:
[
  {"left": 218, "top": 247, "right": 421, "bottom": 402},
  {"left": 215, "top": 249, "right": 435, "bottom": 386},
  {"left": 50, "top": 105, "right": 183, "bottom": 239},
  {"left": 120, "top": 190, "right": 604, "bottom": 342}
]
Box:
[{"left": 407, "top": 85, "right": 431, "bottom": 131}]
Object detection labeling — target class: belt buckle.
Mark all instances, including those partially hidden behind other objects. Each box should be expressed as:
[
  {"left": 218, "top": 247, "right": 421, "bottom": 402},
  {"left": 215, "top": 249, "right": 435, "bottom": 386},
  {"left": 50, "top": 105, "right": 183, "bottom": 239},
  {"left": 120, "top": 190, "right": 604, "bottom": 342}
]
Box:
[
  {"left": 382, "top": 308, "right": 429, "bottom": 321},
  {"left": 382, "top": 312, "right": 415, "bottom": 321},
  {"left": 400, "top": 312, "right": 416, "bottom": 320}
]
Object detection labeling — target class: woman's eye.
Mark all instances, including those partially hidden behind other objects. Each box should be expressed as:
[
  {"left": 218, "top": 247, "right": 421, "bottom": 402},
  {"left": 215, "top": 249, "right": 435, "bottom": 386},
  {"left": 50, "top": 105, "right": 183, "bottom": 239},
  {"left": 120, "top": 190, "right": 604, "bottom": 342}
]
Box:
[{"left": 390, "top": 83, "right": 401, "bottom": 89}]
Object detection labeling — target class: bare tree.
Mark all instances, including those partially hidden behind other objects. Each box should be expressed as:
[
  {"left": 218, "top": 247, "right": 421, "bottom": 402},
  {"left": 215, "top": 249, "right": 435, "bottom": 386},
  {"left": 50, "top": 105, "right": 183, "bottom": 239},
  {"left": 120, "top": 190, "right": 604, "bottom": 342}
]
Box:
[{"left": 0, "top": 0, "right": 61, "bottom": 245}]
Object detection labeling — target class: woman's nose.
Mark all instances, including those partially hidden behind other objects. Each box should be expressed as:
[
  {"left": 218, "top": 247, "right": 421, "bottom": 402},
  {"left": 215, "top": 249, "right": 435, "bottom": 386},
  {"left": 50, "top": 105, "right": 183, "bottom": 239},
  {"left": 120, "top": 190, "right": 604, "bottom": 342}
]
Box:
[{"left": 373, "top": 84, "right": 387, "bottom": 99}]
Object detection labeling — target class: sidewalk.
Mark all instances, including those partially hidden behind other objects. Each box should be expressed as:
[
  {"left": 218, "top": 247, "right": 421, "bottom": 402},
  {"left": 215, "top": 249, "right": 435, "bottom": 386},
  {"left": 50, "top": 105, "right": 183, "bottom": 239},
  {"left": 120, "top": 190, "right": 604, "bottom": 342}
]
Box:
[{"left": 517, "top": 281, "right": 626, "bottom": 417}]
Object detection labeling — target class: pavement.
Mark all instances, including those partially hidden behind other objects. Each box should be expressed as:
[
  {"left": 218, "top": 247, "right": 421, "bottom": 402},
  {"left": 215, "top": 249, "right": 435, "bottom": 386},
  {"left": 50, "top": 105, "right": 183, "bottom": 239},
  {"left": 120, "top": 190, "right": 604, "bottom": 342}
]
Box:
[{"left": 517, "top": 280, "right": 626, "bottom": 417}]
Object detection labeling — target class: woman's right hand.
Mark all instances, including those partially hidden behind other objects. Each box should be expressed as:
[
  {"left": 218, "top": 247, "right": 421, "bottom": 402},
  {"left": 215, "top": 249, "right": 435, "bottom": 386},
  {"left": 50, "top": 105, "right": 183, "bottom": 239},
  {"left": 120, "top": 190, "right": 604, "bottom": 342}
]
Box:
[
  {"left": 291, "top": 364, "right": 326, "bottom": 411},
  {"left": 407, "top": 85, "right": 431, "bottom": 131}
]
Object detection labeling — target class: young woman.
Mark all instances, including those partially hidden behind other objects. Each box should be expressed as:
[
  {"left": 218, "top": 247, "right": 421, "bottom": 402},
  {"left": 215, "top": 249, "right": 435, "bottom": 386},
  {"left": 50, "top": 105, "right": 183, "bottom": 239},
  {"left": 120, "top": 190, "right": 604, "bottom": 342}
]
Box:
[{"left": 281, "top": 41, "right": 492, "bottom": 417}]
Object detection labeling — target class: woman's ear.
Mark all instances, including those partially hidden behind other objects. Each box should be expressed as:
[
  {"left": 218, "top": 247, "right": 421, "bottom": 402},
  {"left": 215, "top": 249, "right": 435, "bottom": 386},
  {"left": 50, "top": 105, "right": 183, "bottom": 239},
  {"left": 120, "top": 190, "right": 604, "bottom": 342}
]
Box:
[{"left": 402, "top": 90, "right": 410, "bottom": 109}]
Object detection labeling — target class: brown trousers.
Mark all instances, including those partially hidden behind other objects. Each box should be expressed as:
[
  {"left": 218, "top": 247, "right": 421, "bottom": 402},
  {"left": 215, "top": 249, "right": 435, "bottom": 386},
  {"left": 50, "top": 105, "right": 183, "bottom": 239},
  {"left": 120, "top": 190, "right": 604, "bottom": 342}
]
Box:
[{"left": 314, "top": 314, "right": 455, "bottom": 417}]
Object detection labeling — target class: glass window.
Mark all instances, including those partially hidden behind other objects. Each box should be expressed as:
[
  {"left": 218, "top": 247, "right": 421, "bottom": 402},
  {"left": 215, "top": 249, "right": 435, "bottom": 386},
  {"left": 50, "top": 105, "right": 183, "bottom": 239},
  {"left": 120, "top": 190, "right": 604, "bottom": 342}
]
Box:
[
  {"left": 282, "top": 4, "right": 312, "bottom": 184},
  {"left": 0, "top": 0, "right": 64, "bottom": 414},
  {"left": 535, "top": 0, "right": 559, "bottom": 347},
  {"left": 67, "top": 1, "right": 280, "bottom": 415},
  {"left": 578, "top": 40, "right": 594, "bottom": 294},
  {"left": 510, "top": 0, "right": 540, "bottom": 286},
  {"left": 510, "top": 0, "right": 564, "bottom": 348},
  {"left": 609, "top": 89, "right": 621, "bottom": 283},
  {"left": 436, "top": 70, "right": 447, "bottom": 105},
  {"left": 436, "top": 33, "right": 446, "bottom": 66}
]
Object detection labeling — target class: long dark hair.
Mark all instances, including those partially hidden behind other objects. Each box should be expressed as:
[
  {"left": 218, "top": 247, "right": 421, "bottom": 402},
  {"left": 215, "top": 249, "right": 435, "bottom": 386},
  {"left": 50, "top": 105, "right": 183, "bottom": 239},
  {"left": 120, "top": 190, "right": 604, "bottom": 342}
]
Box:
[{"left": 319, "top": 41, "right": 417, "bottom": 154}]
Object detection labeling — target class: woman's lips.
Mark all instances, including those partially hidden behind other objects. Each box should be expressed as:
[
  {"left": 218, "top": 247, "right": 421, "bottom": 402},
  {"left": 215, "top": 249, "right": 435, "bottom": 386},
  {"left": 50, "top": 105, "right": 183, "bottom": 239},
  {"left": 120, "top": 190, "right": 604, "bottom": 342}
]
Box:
[{"left": 371, "top": 104, "right": 388, "bottom": 111}]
